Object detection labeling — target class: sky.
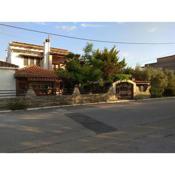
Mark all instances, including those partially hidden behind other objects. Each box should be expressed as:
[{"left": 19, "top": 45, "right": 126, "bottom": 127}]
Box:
[{"left": 1, "top": 22, "right": 175, "bottom": 67}]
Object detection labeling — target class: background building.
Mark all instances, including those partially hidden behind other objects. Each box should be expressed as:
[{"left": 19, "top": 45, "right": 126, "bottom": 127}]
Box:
[{"left": 145, "top": 55, "right": 175, "bottom": 71}]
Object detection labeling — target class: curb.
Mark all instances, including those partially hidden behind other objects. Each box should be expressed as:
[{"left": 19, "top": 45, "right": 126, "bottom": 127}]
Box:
[
  {"left": 0, "top": 100, "right": 132, "bottom": 113},
  {"left": 0, "top": 96, "right": 175, "bottom": 113},
  {"left": 135, "top": 96, "right": 175, "bottom": 102}
]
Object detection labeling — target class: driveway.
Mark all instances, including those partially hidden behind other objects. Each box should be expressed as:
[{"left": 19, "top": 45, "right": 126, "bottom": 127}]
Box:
[{"left": 0, "top": 98, "right": 175, "bottom": 152}]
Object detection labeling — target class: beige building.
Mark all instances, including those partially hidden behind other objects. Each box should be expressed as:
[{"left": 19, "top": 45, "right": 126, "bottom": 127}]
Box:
[{"left": 145, "top": 55, "right": 175, "bottom": 71}]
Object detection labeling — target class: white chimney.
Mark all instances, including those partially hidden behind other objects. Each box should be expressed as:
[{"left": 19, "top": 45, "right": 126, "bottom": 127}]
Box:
[{"left": 43, "top": 38, "right": 51, "bottom": 69}]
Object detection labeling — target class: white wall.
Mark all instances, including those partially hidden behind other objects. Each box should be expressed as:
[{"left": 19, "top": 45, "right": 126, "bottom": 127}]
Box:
[
  {"left": 7, "top": 52, "right": 41, "bottom": 68},
  {"left": 10, "top": 53, "right": 24, "bottom": 68},
  {"left": 0, "top": 67, "right": 16, "bottom": 97}
]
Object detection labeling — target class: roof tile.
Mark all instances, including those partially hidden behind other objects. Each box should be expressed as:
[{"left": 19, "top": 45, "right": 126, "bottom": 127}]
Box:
[{"left": 15, "top": 66, "right": 58, "bottom": 78}]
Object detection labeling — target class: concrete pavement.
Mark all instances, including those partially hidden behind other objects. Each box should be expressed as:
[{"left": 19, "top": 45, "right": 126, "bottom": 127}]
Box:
[{"left": 0, "top": 99, "right": 175, "bottom": 152}]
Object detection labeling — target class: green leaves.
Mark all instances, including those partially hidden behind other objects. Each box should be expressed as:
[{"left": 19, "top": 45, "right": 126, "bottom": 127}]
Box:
[
  {"left": 127, "top": 66, "right": 175, "bottom": 97},
  {"left": 57, "top": 43, "right": 127, "bottom": 91},
  {"left": 91, "top": 46, "right": 126, "bottom": 82}
]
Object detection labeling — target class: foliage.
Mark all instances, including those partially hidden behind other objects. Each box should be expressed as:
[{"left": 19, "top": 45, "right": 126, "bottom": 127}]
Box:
[
  {"left": 123, "top": 66, "right": 175, "bottom": 97},
  {"left": 131, "top": 65, "right": 149, "bottom": 81},
  {"left": 163, "top": 69, "right": 175, "bottom": 96},
  {"left": 144, "top": 68, "right": 168, "bottom": 97},
  {"left": 57, "top": 43, "right": 126, "bottom": 92},
  {"left": 114, "top": 73, "right": 132, "bottom": 81},
  {"left": 57, "top": 43, "right": 175, "bottom": 97},
  {"left": 129, "top": 66, "right": 173, "bottom": 97},
  {"left": 7, "top": 99, "right": 28, "bottom": 110},
  {"left": 134, "top": 94, "right": 147, "bottom": 100},
  {"left": 123, "top": 67, "right": 134, "bottom": 75},
  {"left": 91, "top": 46, "right": 126, "bottom": 82}
]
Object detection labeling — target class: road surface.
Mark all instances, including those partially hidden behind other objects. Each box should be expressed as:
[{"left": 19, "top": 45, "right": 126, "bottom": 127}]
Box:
[{"left": 0, "top": 99, "right": 175, "bottom": 152}]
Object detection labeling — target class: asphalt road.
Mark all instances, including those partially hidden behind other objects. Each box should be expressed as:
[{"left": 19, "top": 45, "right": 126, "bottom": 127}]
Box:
[{"left": 0, "top": 98, "right": 175, "bottom": 153}]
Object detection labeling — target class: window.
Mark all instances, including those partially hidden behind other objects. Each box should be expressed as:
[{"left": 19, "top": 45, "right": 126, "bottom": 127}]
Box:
[
  {"left": 24, "top": 58, "right": 28, "bottom": 66},
  {"left": 30, "top": 59, "right": 34, "bottom": 65},
  {"left": 36, "top": 59, "right": 40, "bottom": 66}
]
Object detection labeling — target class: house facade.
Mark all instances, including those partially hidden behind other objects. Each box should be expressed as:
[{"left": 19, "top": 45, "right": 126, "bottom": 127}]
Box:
[
  {"left": 2, "top": 38, "right": 71, "bottom": 96},
  {"left": 6, "top": 39, "right": 69, "bottom": 70}
]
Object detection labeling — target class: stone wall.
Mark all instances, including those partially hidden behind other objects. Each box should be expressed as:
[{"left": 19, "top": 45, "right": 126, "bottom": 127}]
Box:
[
  {"left": 0, "top": 81, "right": 151, "bottom": 110},
  {"left": 0, "top": 93, "right": 110, "bottom": 110},
  {"left": 112, "top": 80, "right": 151, "bottom": 99}
]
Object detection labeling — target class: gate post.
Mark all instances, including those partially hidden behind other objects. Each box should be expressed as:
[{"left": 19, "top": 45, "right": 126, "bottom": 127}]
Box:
[{"left": 106, "top": 85, "right": 117, "bottom": 102}]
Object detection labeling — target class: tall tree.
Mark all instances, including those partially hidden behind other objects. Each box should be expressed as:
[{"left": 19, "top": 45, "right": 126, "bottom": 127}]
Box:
[
  {"left": 57, "top": 43, "right": 127, "bottom": 92},
  {"left": 87, "top": 44, "right": 126, "bottom": 82}
]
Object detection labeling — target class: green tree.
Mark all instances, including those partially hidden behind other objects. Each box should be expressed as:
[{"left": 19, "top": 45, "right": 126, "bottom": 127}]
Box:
[
  {"left": 57, "top": 52, "right": 102, "bottom": 91},
  {"left": 132, "top": 65, "right": 149, "bottom": 81},
  {"left": 127, "top": 66, "right": 170, "bottom": 97},
  {"left": 148, "top": 68, "right": 168, "bottom": 97},
  {"left": 89, "top": 45, "right": 126, "bottom": 82},
  {"left": 164, "top": 69, "right": 175, "bottom": 96},
  {"left": 57, "top": 43, "right": 127, "bottom": 93}
]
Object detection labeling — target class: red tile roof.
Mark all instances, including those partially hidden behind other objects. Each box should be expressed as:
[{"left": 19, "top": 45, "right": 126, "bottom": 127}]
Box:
[{"left": 15, "top": 66, "right": 58, "bottom": 78}]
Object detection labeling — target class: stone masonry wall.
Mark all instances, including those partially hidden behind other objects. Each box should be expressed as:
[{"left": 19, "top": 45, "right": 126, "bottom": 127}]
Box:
[{"left": 0, "top": 93, "right": 110, "bottom": 110}]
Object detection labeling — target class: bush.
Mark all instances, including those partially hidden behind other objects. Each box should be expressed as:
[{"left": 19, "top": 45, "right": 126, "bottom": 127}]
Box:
[
  {"left": 150, "top": 87, "right": 164, "bottom": 98},
  {"left": 114, "top": 74, "right": 132, "bottom": 81},
  {"left": 164, "top": 88, "right": 175, "bottom": 96},
  {"left": 7, "top": 99, "right": 28, "bottom": 110},
  {"left": 149, "top": 69, "right": 168, "bottom": 97},
  {"left": 164, "top": 69, "right": 175, "bottom": 96},
  {"left": 134, "top": 95, "right": 146, "bottom": 100}
]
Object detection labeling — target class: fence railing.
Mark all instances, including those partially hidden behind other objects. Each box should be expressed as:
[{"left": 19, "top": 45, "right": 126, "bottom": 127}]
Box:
[
  {"left": 0, "top": 90, "right": 16, "bottom": 98},
  {"left": 0, "top": 90, "right": 25, "bottom": 98}
]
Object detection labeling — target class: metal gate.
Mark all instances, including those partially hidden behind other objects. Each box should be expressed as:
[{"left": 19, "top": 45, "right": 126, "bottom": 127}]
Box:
[{"left": 116, "top": 82, "right": 133, "bottom": 99}]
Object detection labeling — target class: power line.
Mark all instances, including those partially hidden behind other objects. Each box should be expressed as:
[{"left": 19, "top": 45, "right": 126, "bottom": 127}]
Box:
[{"left": 0, "top": 23, "right": 175, "bottom": 45}]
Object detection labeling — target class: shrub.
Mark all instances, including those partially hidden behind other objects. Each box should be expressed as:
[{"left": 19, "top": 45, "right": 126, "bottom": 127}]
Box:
[
  {"left": 149, "top": 69, "right": 168, "bottom": 97},
  {"left": 114, "top": 74, "right": 132, "bottom": 81},
  {"left": 150, "top": 87, "right": 164, "bottom": 98},
  {"left": 164, "top": 69, "right": 175, "bottom": 96},
  {"left": 164, "top": 88, "right": 175, "bottom": 96},
  {"left": 134, "top": 95, "right": 146, "bottom": 100},
  {"left": 7, "top": 99, "right": 28, "bottom": 110}
]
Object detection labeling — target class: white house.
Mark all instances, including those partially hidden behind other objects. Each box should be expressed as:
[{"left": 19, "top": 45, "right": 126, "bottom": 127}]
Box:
[
  {"left": 0, "top": 38, "right": 72, "bottom": 96},
  {"left": 6, "top": 39, "right": 69, "bottom": 70}
]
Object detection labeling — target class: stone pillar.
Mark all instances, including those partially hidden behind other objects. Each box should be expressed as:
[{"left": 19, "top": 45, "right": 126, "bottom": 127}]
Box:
[
  {"left": 25, "top": 85, "right": 36, "bottom": 98},
  {"left": 72, "top": 85, "right": 81, "bottom": 104},
  {"left": 106, "top": 85, "right": 117, "bottom": 102}
]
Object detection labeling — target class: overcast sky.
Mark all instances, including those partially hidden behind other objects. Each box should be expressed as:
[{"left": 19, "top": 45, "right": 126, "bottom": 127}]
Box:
[{"left": 0, "top": 22, "right": 175, "bottom": 67}]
